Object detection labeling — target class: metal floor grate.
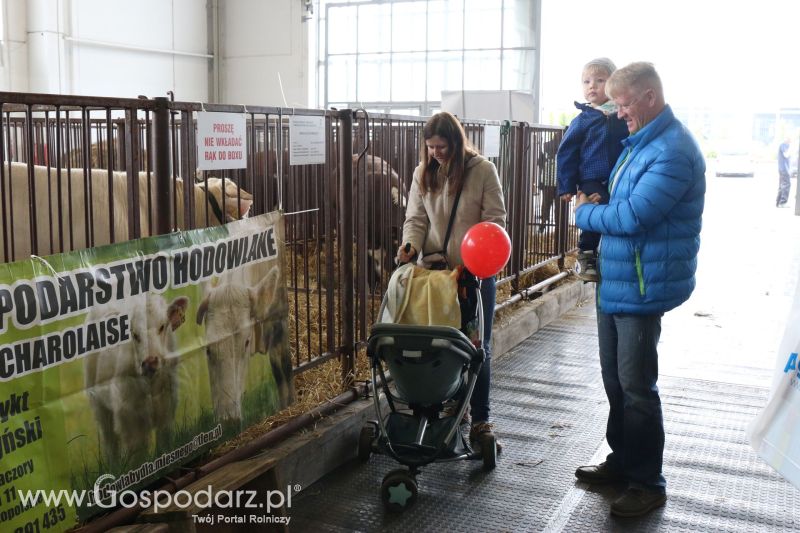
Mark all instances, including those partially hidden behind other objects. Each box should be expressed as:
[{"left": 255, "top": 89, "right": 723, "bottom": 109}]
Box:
[{"left": 289, "top": 304, "right": 799, "bottom": 532}]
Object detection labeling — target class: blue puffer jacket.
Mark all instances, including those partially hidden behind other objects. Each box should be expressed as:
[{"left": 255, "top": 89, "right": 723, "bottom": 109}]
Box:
[
  {"left": 556, "top": 102, "right": 629, "bottom": 196},
  {"left": 575, "top": 105, "right": 706, "bottom": 315}
]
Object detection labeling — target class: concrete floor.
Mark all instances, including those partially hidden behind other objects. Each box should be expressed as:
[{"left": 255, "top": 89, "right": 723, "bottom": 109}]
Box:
[{"left": 288, "top": 164, "right": 800, "bottom": 532}]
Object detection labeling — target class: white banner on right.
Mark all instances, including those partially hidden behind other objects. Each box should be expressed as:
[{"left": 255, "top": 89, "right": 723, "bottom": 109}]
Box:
[{"left": 747, "top": 268, "right": 800, "bottom": 489}]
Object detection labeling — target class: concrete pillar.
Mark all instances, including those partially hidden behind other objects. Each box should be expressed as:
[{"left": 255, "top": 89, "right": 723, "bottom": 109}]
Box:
[{"left": 26, "top": 0, "right": 67, "bottom": 94}]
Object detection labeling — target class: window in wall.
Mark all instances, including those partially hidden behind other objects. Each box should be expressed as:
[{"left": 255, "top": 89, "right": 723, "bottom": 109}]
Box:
[
  {"left": 463, "top": 0, "right": 501, "bottom": 50},
  {"left": 393, "top": 52, "right": 426, "bottom": 101},
  {"left": 327, "top": 5, "right": 358, "bottom": 54},
  {"left": 427, "top": 51, "right": 462, "bottom": 101},
  {"left": 503, "top": 49, "right": 534, "bottom": 91},
  {"left": 327, "top": 55, "right": 357, "bottom": 102},
  {"left": 503, "top": 0, "right": 536, "bottom": 48},
  {"left": 358, "top": 3, "right": 392, "bottom": 53},
  {"left": 463, "top": 50, "right": 501, "bottom": 90},
  {"left": 391, "top": 2, "right": 427, "bottom": 52},
  {"left": 359, "top": 54, "right": 392, "bottom": 101},
  {"left": 319, "top": 0, "right": 539, "bottom": 116},
  {"left": 428, "top": 0, "right": 463, "bottom": 52}
]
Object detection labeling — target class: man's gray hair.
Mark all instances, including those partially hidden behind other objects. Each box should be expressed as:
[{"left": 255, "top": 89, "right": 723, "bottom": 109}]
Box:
[
  {"left": 583, "top": 57, "right": 617, "bottom": 76},
  {"left": 605, "top": 62, "right": 663, "bottom": 98}
]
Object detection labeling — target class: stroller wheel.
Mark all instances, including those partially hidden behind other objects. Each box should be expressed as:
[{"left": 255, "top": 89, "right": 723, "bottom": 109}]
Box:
[
  {"left": 380, "top": 469, "right": 418, "bottom": 512},
  {"left": 358, "top": 424, "right": 376, "bottom": 462},
  {"left": 480, "top": 433, "right": 497, "bottom": 470}
]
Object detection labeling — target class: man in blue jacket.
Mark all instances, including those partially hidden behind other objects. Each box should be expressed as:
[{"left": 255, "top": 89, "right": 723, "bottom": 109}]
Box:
[{"left": 572, "top": 62, "right": 706, "bottom": 517}]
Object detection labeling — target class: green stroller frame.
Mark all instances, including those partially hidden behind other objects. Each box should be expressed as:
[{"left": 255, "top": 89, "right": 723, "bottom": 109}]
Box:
[{"left": 357, "top": 285, "right": 497, "bottom": 512}]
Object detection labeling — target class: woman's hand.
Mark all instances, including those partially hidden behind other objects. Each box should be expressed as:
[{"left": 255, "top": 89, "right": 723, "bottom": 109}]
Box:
[{"left": 397, "top": 243, "right": 417, "bottom": 264}]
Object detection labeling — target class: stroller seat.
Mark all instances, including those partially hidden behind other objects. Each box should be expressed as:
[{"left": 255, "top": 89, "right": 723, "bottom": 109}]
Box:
[{"left": 367, "top": 323, "right": 478, "bottom": 407}]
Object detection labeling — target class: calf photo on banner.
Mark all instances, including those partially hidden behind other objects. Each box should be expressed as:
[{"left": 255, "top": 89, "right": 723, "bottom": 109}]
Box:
[{"left": 0, "top": 211, "right": 292, "bottom": 532}]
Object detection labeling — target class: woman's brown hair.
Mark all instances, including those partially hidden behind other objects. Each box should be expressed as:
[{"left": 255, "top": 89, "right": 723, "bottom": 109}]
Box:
[{"left": 419, "top": 111, "right": 478, "bottom": 194}]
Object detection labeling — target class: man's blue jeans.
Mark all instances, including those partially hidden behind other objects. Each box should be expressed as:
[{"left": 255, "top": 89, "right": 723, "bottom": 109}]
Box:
[
  {"left": 597, "top": 310, "right": 666, "bottom": 492},
  {"left": 470, "top": 276, "right": 496, "bottom": 423}
]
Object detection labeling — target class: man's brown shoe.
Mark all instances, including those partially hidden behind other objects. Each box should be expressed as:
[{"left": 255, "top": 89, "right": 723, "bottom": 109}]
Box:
[
  {"left": 574, "top": 461, "right": 624, "bottom": 484},
  {"left": 610, "top": 488, "right": 667, "bottom": 517}
]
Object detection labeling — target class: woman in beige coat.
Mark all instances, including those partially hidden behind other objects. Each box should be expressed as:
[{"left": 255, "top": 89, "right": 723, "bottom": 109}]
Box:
[{"left": 397, "top": 111, "right": 507, "bottom": 450}]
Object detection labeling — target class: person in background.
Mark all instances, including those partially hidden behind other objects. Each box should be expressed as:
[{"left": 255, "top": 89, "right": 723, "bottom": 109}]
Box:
[
  {"left": 572, "top": 62, "right": 706, "bottom": 517},
  {"left": 776, "top": 136, "right": 792, "bottom": 208},
  {"left": 556, "top": 57, "right": 629, "bottom": 281},
  {"left": 537, "top": 134, "right": 560, "bottom": 234},
  {"left": 397, "top": 111, "right": 507, "bottom": 451}
]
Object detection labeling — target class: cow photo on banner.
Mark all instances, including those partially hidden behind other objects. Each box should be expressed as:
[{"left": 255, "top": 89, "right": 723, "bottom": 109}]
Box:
[{"left": 0, "top": 211, "right": 292, "bottom": 532}]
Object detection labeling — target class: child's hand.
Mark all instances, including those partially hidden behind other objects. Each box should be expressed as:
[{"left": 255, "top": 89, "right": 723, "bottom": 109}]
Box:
[
  {"left": 560, "top": 193, "right": 573, "bottom": 202},
  {"left": 574, "top": 192, "right": 602, "bottom": 212},
  {"left": 574, "top": 192, "right": 589, "bottom": 211},
  {"left": 586, "top": 192, "right": 603, "bottom": 203}
]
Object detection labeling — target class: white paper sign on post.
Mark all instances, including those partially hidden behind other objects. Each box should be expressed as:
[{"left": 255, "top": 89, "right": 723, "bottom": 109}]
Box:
[
  {"left": 289, "top": 115, "right": 326, "bottom": 165},
  {"left": 483, "top": 125, "right": 501, "bottom": 158},
  {"left": 196, "top": 112, "right": 247, "bottom": 171}
]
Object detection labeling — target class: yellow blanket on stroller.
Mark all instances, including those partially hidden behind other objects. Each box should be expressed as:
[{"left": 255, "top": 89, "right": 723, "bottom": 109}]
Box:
[{"left": 382, "top": 264, "right": 462, "bottom": 328}]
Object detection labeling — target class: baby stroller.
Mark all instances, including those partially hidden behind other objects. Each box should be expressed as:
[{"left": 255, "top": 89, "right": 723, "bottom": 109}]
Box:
[{"left": 357, "top": 263, "right": 497, "bottom": 512}]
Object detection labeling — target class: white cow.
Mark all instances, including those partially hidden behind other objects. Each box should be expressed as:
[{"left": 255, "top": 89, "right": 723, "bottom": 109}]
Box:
[
  {"left": 84, "top": 294, "right": 190, "bottom": 463},
  {"left": 0, "top": 162, "right": 253, "bottom": 262},
  {"left": 196, "top": 264, "right": 288, "bottom": 423}
]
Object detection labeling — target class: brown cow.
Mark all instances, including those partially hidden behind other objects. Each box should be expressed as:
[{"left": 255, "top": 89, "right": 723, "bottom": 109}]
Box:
[{"left": 352, "top": 154, "right": 407, "bottom": 288}]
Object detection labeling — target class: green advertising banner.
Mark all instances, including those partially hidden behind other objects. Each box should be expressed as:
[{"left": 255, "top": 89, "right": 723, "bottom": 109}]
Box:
[{"left": 0, "top": 211, "right": 293, "bottom": 532}]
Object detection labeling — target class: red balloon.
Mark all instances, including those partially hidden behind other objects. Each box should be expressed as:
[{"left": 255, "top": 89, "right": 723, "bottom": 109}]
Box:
[{"left": 460, "top": 222, "right": 511, "bottom": 279}]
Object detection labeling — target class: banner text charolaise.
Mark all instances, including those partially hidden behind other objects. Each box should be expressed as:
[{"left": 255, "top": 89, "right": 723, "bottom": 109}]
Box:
[{"left": 0, "top": 226, "right": 277, "bottom": 382}]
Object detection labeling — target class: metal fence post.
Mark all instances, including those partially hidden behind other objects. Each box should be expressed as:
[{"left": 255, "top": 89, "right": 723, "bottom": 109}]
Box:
[
  {"left": 510, "top": 123, "right": 526, "bottom": 289},
  {"left": 123, "top": 109, "right": 141, "bottom": 241},
  {"left": 556, "top": 195, "right": 569, "bottom": 270},
  {"left": 23, "top": 105, "right": 39, "bottom": 255},
  {"left": 153, "top": 96, "right": 172, "bottom": 235},
  {"left": 338, "top": 109, "right": 355, "bottom": 390},
  {"left": 354, "top": 112, "right": 368, "bottom": 341}
]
